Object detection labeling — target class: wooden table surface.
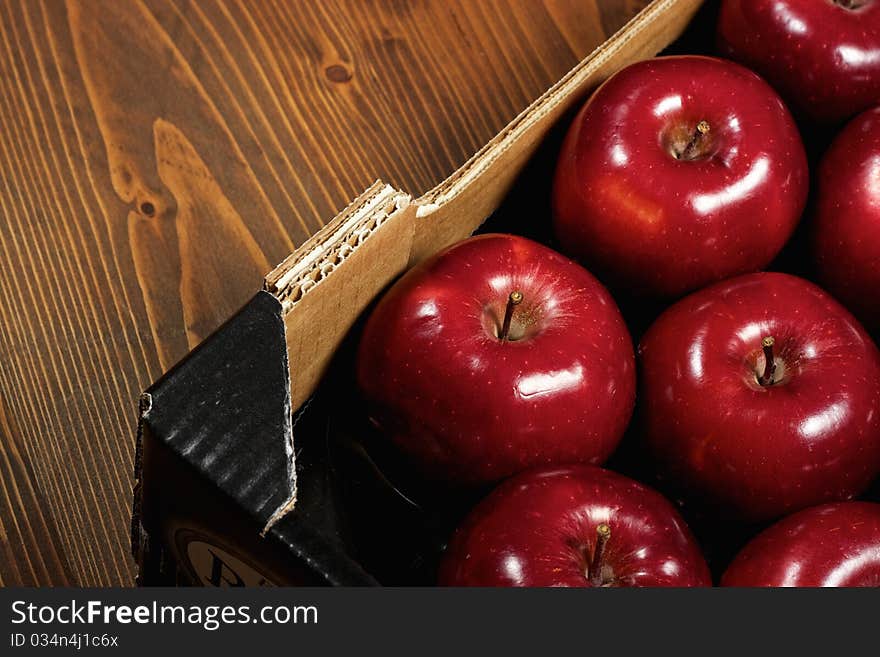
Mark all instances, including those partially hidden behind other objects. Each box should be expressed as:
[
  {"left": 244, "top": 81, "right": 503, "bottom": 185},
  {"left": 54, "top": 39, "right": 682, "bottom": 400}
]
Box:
[{"left": 0, "top": 0, "right": 649, "bottom": 586}]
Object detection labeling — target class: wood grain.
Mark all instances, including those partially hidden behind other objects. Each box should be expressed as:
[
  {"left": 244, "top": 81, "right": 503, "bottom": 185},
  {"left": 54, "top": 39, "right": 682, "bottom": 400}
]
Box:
[
  {"left": 0, "top": 0, "right": 650, "bottom": 586},
  {"left": 0, "top": 394, "right": 73, "bottom": 586}
]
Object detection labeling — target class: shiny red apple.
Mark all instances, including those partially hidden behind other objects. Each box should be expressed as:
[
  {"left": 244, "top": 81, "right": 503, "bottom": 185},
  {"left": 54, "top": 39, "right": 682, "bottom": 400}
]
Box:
[
  {"left": 639, "top": 272, "right": 880, "bottom": 523},
  {"left": 438, "top": 465, "right": 711, "bottom": 587},
  {"left": 722, "top": 502, "right": 880, "bottom": 587},
  {"left": 552, "top": 55, "right": 807, "bottom": 299},
  {"left": 813, "top": 106, "right": 880, "bottom": 332},
  {"left": 718, "top": 0, "right": 880, "bottom": 125},
  {"left": 357, "top": 234, "right": 635, "bottom": 487}
]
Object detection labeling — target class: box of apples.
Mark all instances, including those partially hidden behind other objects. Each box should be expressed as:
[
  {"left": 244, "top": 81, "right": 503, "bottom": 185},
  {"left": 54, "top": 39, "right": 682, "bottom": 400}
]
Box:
[{"left": 132, "top": 0, "right": 880, "bottom": 588}]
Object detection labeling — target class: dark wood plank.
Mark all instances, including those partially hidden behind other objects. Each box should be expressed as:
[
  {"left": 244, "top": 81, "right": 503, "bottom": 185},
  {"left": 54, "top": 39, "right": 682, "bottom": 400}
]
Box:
[
  {"left": 0, "top": 394, "right": 73, "bottom": 586},
  {"left": 0, "top": 0, "right": 649, "bottom": 586}
]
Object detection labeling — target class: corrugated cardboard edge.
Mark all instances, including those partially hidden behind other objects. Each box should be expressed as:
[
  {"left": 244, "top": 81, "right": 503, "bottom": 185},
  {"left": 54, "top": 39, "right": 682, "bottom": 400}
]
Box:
[
  {"left": 266, "top": 182, "right": 411, "bottom": 305},
  {"left": 265, "top": 182, "right": 415, "bottom": 409},
  {"left": 260, "top": 184, "right": 415, "bottom": 532},
  {"left": 257, "top": 0, "right": 704, "bottom": 530}
]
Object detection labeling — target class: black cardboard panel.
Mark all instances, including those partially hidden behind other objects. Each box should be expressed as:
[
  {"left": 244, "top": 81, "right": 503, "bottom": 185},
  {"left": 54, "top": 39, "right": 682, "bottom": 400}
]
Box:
[
  {"left": 142, "top": 291, "right": 293, "bottom": 526},
  {"left": 133, "top": 291, "right": 376, "bottom": 586}
]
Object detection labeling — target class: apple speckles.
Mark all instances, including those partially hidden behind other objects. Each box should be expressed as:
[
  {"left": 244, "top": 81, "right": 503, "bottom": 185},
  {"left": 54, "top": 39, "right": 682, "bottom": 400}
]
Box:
[
  {"left": 640, "top": 272, "right": 880, "bottom": 522},
  {"left": 357, "top": 234, "right": 635, "bottom": 486},
  {"left": 553, "top": 55, "right": 807, "bottom": 298},
  {"left": 719, "top": 0, "right": 880, "bottom": 124},
  {"left": 439, "top": 466, "right": 711, "bottom": 587}
]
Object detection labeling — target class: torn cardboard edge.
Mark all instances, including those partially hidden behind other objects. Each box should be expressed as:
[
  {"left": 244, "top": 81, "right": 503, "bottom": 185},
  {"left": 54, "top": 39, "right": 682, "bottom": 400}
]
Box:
[
  {"left": 259, "top": 312, "right": 296, "bottom": 537},
  {"left": 130, "top": 392, "right": 152, "bottom": 573}
]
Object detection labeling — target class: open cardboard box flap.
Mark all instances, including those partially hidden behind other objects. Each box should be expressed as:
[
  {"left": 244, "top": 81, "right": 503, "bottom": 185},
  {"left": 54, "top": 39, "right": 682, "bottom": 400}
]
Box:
[{"left": 133, "top": 0, "right": 703, "bottom": 585}]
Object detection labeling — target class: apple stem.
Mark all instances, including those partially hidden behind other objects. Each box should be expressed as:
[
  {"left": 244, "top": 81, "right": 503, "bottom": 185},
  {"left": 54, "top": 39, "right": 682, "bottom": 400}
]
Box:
[
  {"left": 834, "top": 0, "right": 863, "bottom": 10},
  {"left": 499, "top": 290, "right": 523, "bottom": 341},
  {"left": 680, "top": 120, "right": 711, "bottom": 160},
  {"left": 759, "top": 336, "right": 777, "bottom": 386},
  {"left": 589, "top": 523, "right": 612, "bottom": 587}
]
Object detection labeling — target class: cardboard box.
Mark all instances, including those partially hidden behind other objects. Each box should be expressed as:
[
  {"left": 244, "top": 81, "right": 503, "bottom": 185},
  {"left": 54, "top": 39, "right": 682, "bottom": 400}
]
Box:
[{"left": 132, "top": 0, "right": 706, "bottom": 586}]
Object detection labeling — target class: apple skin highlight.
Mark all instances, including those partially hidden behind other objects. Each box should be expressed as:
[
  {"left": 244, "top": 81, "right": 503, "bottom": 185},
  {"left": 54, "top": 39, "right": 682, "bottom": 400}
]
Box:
[
  {"left": 722, "top": 502, "right": 880, "bottom": 587},
  {"left": 718, "top": 0, "right": 880, "bottom": 125},
  {"left": 357, "top": 234, "right": 635, "bottom": 488},
  {"left": 439, "top": 465, "right": 712, "bottom": 587},
  {"left": 639, "top": 272, "right": 880, "bottom": 523},
  {"left": 552, "top": 55, "right": 808, "bottom": 299},
  {"left": 813, "top": 106, "right": 880, "bottom": 333}
]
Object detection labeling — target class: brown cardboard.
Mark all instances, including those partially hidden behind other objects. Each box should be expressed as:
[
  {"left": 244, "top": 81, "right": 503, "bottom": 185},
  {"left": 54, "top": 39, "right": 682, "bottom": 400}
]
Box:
[{"left": 266, "top": 182, "right": 415, "bottom": 412}]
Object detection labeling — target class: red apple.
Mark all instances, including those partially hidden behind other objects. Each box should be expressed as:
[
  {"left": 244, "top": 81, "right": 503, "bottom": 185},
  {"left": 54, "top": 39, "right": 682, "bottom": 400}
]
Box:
[
  {"left": 718, "top": 0, "right": 880, "bottom": 125},
  {"left": 552, "top": 55, "right": 807, "bottom": 299},
  {"left": 813, "top": 106, "right": 880, "bottom": 332},
  {"left": 722, "top": 502, "right": 880, "bottom": 587},
  {"left": 438, "top": 465, "right": 711, "bottom": 587},
  {"left": 639, "top": 272, "right": 880, "bottom": 523},
  {"left": 356, "top": 234, "right": 635, "bottom": 487}
]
